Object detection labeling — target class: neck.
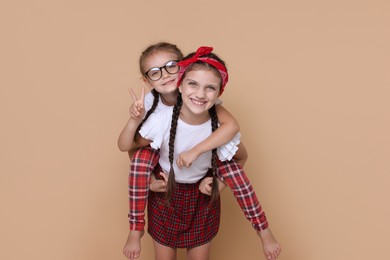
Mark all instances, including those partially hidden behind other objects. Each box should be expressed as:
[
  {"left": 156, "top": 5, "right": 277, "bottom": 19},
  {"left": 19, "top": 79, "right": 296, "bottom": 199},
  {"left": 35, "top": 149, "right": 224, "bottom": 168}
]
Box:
[
  {"left": 160, "top": 92, "right": 179, "bottom": 106},
  {"left": 179, "top": 108, "right": 210, "bottom": 125}
]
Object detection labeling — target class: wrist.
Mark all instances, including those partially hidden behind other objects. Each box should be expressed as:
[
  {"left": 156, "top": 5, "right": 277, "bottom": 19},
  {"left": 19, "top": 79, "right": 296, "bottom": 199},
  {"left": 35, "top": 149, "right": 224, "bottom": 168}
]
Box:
[{"left": 191, "top": 144, "right": 205, "bottom": 156}]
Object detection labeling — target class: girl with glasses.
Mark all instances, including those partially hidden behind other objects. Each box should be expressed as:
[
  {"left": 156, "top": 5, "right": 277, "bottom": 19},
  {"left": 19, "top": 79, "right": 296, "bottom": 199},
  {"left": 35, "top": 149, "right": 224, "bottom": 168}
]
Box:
[{"left": 118, "top": 44, "right": 281, "bottom": 260}]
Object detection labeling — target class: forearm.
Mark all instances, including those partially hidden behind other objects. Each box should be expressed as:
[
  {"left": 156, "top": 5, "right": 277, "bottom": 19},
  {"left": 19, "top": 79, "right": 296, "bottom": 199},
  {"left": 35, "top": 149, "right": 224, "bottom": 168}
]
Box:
[
  {"left": 117, "top": 118, "right": 142, "bottom": 151},
  {"left": 191, "top": 126, "right": 239, "bottom": 156},
  {"left": 195, "top": 105, "right": 239, "bottom": 152},
  {"left": 176, "top": 104, "right": 240, "bottom": 168}
]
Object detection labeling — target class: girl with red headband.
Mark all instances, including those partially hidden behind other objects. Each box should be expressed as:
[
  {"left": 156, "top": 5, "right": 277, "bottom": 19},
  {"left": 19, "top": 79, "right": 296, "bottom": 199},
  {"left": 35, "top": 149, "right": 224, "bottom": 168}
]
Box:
[
  {"left": 119, "top": 42, "right": 243, "bottom": 259},
  {"left": 122, "top": 46, "right": 281, "bottom": 260}
]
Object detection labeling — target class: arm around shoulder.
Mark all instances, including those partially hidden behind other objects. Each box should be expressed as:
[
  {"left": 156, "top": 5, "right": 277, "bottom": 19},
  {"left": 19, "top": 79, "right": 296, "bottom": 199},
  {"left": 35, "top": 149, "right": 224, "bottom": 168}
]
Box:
[
  {"left": 191, "top": 104, "right": 240, "bottom": 154},
  {"left": 176, "top": 105, "right": 240, "bottom": 168}
]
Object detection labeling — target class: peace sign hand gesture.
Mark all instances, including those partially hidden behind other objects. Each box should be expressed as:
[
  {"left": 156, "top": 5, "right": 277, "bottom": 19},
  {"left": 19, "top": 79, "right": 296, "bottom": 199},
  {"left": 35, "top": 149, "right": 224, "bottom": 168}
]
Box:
[{"left": 128, "top": 86, "right": 146, "bottom": 123}]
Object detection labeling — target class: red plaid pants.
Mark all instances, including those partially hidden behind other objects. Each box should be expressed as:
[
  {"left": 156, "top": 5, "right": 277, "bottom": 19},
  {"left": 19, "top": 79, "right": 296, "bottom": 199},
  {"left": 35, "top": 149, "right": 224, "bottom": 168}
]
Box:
[
  {"left": 128, "top": 146, "right": 160, "bottom": 231},
  {"left": 128, "top": 147, "right": 268, "bottom": 231},
  {"left": 216, "top": 159, "right": 268, "bottom": 231}
]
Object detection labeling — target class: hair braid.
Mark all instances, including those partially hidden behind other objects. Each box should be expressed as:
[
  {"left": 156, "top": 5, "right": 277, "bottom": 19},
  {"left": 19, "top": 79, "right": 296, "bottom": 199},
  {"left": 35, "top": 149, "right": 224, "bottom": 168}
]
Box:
[
  {"left": 209, "top": 105, "right": 220, "bottom": 205},
  {"left": 165, "top": 94, "right": 183, "bottom": 202},
  {"left": 134, "top": 89, "right": 159, "bottom": 142}
]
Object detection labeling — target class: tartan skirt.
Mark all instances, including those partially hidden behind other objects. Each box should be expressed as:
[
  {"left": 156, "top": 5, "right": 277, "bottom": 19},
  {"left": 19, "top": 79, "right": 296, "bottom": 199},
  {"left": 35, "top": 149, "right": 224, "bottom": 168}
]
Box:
[{"left": 147, "top": 174, "right": 221, "bottom": 248}]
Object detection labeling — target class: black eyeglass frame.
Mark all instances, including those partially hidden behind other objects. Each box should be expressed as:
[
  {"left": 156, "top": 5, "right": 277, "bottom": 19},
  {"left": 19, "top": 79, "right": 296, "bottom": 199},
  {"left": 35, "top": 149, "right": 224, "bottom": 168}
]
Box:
[{"left": 144, "top": 60, "right": 179, "bottom": 81}]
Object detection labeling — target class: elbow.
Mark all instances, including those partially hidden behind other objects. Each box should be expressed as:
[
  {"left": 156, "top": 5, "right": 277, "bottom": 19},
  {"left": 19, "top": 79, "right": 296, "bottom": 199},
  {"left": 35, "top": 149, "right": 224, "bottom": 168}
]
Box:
[
  {"left": 241, "top": 155, "right": 248, "bottom": 165},
  {"left": 118, "top": 142, "right": 131, "bottom": 152},
  {"left": 231, "top": 120, "right": 240, "bottom": 134}
]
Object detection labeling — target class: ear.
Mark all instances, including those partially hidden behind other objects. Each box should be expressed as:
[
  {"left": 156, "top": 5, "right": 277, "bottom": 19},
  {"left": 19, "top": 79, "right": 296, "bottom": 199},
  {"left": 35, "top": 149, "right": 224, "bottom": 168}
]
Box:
[
  {"left": 178, "top": 86, "right": 182, "bottom": 93},
  {"left": 142, "top": 77, "right": 152, "bottom": 88}
]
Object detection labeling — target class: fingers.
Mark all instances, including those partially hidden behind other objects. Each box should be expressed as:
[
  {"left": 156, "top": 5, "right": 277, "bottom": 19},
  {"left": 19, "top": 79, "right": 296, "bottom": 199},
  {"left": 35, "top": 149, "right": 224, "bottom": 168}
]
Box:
[
  {"left": 199, "top": 177, "right": 213, "bottom": 195},
  {"left": 129, "top": 88, "right": 138, "bottom": 103},
  {"left": 176, "top": 156, "right": 191, "bottom": 169},
  {"left": 128, "top": 88, "right": 146, "bottom": 119},
  {"left": 149, "top": 172, "right": 169, "bottom": 192},
  {"left": 128, "top": 87, "right": 144, "bottom": 109},
  {"left": 150, "top": 180, "right": 166, "bottom": 192},
  {"left": 137, "top": 86, "right": 144, "bottom": 110},
  {"left": 204, "top": 184, "right": 212, "bottom": 195},
  {"left": 184, "top": 161, "right": 192, "bottom": 168},
  {"left": 176, "top": 155, "right": 193, "bottom": 169},
  {"left": 160, "top": 172, "right": 169, "bottom": 182},
  {"left": 176, "top": 156, "right": 182, "bottom": 169},
  {"left": 140, "top": 86, "right": 145, "bottom": 105},
  {"left": 130, "top": 105, "right": 140, "bottom": 118}
]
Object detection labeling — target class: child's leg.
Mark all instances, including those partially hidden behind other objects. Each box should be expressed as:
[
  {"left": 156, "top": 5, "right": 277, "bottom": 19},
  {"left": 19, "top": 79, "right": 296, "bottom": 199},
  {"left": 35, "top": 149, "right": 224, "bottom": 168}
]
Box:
[
  {"left": 123, "top": 230, "right": 144, "bottom": 259},
  {"left": 186, "top": 242, "right": 212, "bottom": 260},
  {"left": 216, "top": 159, "right": 281, "bottom": 259},
  {"left": 216, "top": 159, "right": 268, "bottom": 230},
  {"left": 153, "top": 240, "right": 177, "bottom": 260},
  {"left": 257, "top": 228, "right": 282, "bottom": 260},
  {"left": 128, "top": 146, "right": 160, "bottom": 231},
  {"left": 123, "top": 146, "right": 160, "bottom": 259}
]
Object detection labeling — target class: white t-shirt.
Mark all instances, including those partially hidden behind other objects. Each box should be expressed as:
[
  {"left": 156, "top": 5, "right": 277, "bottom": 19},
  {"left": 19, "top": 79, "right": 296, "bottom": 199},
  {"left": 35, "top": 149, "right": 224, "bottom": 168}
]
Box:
[
  {"left": 139, "top": 107, "right": 241, "bottom": 183},
  {"left": 144, "top": 91, "right": 170, "bottom": 114}
]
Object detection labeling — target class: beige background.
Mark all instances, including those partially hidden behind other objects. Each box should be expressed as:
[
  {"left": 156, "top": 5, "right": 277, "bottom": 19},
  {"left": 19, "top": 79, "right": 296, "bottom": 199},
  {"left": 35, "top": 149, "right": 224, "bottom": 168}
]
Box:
[{"left": 1, "top": 0, "right": 389, "bottom": 259}]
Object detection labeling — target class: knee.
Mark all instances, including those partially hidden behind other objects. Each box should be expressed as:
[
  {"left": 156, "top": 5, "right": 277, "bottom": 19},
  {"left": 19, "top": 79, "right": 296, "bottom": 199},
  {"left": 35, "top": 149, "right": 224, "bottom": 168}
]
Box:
[{"left": 131, "top": 146, "right": 160, "bottom": 162}]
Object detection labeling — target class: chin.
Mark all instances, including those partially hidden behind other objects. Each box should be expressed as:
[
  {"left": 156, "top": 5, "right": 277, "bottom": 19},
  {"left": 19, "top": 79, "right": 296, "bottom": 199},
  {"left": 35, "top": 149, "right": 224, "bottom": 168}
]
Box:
[
  {"left": 190, "top": 106, "right": 212, "bottom": 114},
  {"left": 156, "top": 86, "right": 176, "bottom": 94}
]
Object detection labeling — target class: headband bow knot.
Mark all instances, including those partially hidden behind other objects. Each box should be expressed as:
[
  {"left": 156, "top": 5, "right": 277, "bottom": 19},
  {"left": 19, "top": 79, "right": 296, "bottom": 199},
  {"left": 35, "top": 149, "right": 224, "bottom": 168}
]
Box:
[{"left": 177, "top": 46, "right": 228, "bottom": 95}]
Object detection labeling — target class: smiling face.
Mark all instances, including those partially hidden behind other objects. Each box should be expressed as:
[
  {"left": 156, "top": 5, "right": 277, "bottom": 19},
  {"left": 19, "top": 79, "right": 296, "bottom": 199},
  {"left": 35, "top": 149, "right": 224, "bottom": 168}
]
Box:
[
  {"left": 178, "top": 68, "right": 221, "bottom": 124},
  {"left": 142, "top": 50, "right": 180, "bottom": 95}
]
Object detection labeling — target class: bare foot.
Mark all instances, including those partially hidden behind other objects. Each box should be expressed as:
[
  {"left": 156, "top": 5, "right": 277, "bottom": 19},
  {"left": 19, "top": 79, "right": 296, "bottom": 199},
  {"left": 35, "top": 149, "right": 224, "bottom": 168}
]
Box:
[
  {"left": 257, "top": 228, "right": 282, "bottom": 260},
  {"left": 123, "top": 230, "right": 144, "bottom": 259}
]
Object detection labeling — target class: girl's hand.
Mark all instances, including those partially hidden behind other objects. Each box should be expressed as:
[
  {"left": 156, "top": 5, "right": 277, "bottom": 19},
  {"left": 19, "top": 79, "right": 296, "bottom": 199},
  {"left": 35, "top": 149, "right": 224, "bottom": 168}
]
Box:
[
  {"left": 129, "top": 87, "right": 145, "bottom": 121},
  {"left": 199, "top": 177, "right": 213, "bottom": 196},
  {"left": 149, "top": 172, "right": 168, "bottom": 192},
  {"left": 199, "top": 177, "right": 227, "bottom": 196},
  {"left": 176, "top": 148, "right": 200, "bottom": 169}
]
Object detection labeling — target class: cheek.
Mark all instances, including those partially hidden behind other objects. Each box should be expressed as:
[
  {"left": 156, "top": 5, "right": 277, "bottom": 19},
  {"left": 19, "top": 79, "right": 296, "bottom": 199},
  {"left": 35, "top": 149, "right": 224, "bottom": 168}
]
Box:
[
  {"left": 208, "top": 92, "right": 219, "bottom": 102},
  {"left": 145, "top": 79, "right": 157, "bottom": 87},
  {"left": 180, "top": 85, "right": 193, "bottom": 95}
]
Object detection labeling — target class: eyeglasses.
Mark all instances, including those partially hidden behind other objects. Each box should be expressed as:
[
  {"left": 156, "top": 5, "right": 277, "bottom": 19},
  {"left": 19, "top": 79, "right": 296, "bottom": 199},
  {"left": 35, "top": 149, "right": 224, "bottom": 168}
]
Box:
[{"left": 144, "top": 60, "right": 179, "bottom": 81}]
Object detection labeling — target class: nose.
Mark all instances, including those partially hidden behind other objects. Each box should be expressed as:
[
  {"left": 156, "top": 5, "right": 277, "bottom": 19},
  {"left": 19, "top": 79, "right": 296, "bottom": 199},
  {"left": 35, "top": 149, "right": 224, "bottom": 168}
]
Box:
[
  {"left": 195, "top": 87, "right": 206, "bottom": 98},
  {"left": 161, "top": 67, "right": 170, "bottom": 79}
]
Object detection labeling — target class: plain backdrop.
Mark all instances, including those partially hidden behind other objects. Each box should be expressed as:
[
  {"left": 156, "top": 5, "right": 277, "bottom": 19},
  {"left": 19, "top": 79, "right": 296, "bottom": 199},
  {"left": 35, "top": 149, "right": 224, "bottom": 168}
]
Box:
[{"left": 1, "top": 1, "right": 389, "bottom": 259}]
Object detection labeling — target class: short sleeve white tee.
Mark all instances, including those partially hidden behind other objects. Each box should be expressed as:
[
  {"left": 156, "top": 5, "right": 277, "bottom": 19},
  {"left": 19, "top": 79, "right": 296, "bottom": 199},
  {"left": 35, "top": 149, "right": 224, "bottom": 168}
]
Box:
[{"left": 139, "top": 107, "right": 241, "bottom": 183}]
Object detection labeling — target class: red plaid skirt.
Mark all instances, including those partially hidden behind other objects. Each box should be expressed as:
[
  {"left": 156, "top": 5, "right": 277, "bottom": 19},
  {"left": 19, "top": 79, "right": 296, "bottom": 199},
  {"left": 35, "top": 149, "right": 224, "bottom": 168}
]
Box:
[{"left": 147, "top": 173, "right": 221, "bottom": 248}]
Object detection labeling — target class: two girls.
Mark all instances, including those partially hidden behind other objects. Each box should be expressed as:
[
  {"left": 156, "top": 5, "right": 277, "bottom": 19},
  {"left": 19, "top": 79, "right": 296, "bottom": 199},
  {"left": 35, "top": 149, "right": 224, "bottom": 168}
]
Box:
[{"left": 118, "top": 44, "right": 281, "bottom": 260}]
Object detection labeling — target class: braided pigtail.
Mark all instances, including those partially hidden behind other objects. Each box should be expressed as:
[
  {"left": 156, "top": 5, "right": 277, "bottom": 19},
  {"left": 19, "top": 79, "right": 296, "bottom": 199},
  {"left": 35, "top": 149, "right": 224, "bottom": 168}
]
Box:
[
  {"left": 134, "top": 89, "right": 159, "bottom": 142},
  {"left": 165, "top": 94, "right": 183, "bottom": 202},
  {"left": 209, "top": 105, "right": 220, "bottom": 205}
]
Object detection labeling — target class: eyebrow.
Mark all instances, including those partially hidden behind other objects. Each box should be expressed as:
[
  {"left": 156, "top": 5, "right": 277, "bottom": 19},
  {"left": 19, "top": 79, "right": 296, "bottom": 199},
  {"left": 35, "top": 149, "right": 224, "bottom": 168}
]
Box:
[{"left": 185, "top": 78, "right": 219, "bottom": 87}]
